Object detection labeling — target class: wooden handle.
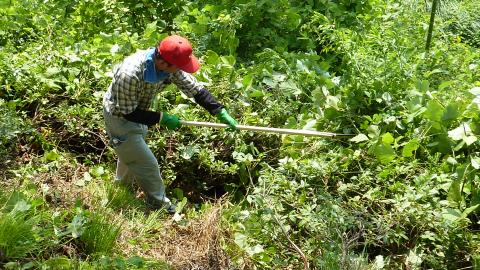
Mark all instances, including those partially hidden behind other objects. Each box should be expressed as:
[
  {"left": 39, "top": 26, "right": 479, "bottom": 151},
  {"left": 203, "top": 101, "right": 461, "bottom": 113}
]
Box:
[{"left": 180, "top": 120, "right": 353, "bottom": 138}]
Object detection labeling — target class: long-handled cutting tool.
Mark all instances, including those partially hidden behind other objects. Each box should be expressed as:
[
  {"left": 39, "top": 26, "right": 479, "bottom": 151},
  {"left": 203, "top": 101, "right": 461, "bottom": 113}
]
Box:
[{"left": 180, "top": 120, "right": 353, "bottom": 138}]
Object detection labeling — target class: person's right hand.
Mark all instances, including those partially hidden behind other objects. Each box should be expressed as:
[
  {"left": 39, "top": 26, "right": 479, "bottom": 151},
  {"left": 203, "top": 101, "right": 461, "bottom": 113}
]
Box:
[{"left": 160, "top": 112, "right": 181, "bottom": 130}]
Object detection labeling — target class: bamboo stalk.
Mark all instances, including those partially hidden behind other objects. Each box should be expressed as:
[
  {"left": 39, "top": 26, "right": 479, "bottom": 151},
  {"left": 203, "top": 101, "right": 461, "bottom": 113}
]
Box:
[{"left": 180, "top": 120, "right": 353, "bottom": 138}]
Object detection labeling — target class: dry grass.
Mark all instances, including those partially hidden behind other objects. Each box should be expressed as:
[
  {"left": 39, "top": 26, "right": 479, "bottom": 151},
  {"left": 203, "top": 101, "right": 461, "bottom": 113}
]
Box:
[
  {"left": 34, "top": 162, "right": 94, "bottom": 209},
  {"left": 119, "top": 202, "right": 232, "bottom": 270}
]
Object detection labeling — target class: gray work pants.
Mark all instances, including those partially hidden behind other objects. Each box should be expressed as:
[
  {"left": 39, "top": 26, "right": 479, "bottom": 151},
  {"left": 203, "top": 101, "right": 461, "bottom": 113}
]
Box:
[{"left": 103, "top": 109, "right": 167, "bottom": 204}]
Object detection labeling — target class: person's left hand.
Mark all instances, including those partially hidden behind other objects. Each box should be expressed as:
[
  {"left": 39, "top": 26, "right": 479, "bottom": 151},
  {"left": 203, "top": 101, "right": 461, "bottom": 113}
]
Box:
[{"left": 216, "top": 108, "right": 238, "bottom": 132}]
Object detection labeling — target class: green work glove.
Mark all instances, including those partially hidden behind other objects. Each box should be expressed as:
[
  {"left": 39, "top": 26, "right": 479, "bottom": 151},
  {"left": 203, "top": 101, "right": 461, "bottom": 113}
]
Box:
[
  {"left": 216, "top": 108, "right": 238, "bottom": 131},
  {"left": 160, "top": 112, "right": 181, "bottom": 130}
]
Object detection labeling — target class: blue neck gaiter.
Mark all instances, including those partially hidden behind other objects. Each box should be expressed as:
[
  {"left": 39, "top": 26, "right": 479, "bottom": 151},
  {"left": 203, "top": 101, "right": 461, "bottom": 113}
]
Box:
[{"left": 144, "top": 48, "right": 169, "bottom": 83}]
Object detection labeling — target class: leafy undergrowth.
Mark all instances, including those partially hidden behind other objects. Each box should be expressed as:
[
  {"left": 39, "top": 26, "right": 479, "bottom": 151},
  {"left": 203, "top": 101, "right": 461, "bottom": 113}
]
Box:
[{"left": 2, "top": 0, "right": 480, "bottom": 269}]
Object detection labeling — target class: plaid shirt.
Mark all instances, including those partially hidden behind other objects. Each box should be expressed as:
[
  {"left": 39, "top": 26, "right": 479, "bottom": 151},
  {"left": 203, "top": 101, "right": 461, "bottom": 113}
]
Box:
[{"left": 103, "top": 49, "right": 204, "bottom": 116}]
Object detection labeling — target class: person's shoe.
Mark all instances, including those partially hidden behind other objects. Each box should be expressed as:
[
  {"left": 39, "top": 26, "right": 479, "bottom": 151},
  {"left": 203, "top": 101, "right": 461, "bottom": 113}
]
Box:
[
  {"left": 164, "top": 201, "right": 176, "bottom": 214},
  {"left": 146, "top": 195, "right": 176, "bottom": 214}
]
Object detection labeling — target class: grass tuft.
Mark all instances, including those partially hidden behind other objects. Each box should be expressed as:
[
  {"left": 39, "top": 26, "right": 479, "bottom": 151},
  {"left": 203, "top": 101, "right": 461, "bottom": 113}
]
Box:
[
  {"left": 78, "top": 210, "right": 122, "bottom": 256},
  {"left": 104, "top": 181, "right": 144, "bottom": 210},
  {"left": 0, "top": 209, "right": 39, "bottom": 261}
]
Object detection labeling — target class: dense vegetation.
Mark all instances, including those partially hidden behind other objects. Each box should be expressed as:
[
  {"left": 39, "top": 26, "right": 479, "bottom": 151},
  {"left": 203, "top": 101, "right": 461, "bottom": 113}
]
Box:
[{"left": 1, "top": 0, "right": 479, "bottom": 269}]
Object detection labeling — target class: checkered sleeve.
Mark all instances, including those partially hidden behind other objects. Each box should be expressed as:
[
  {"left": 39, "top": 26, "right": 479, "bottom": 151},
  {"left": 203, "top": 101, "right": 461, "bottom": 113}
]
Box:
[
  {"left": 171, "top": 70, "right": 203, "bottom": 98},
  {"left": 170, "top": 70, "right": 225, "bottom": 115},
  {"left": 111, "top": 72, "right": 139, "bottom": 115}
]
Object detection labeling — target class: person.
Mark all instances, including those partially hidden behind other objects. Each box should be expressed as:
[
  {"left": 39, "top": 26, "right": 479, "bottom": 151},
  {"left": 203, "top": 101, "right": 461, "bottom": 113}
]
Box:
[{"left": 102, "top": 35, "right": 238, "bottom": 213}]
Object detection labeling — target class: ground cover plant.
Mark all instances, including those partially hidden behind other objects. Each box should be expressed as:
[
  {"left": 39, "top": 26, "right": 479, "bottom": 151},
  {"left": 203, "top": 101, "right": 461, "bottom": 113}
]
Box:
[{"left": 1, "top": 0, "right": 479, "bottom": 269}]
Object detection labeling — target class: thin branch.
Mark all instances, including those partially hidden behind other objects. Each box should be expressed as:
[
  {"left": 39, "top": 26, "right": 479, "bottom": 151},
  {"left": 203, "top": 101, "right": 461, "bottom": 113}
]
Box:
[{"left": 271, "top": 209, "right": 310, "bottom": 270}]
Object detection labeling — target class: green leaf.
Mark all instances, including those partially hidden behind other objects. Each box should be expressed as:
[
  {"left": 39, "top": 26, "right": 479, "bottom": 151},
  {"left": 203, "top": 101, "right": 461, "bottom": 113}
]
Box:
[
  {"left": 469, "top": 87, "right": 480, "bottom": 96},
  {"left": 248, "top": 89, "right": 264, "bottom": 98},
  {"left": 13, "top": 200, "right": 31, "bottom": 213},
  {"left": 429, "top": 134, "right": 454, "bottom": 153},
  {"left": 311, "top": 88, "right": 324, "bottom": 107},
  {"left": 220, "top": 55, "right": 236, "bottom": 67},
  {"left": 68, "top": 213, "right": 86, "bottom": 238},
  {"left": 286, "top": 10, "right": 302, "bottom": 29},
  {"left": 448, "top": 179, "right": 462, "bottom": 204},
  {"left": 448, "top": 123, "right": 469, "bottom": 140},
  {"left": 406, "top": 250, "right": 423, "bottom": 267},
  {"left": 406, "top": 96, "right": 424, "bottom": 113},
  {"left": 262, "top": 77, "right": 276, "bottom": 88},
  {"left": 242, "top": 73, "right": 254, "bottom": 90},
  {"left": 374, "top": 142, "right": 395, "bottom": 164},
  {"left": 175, "top": 197, "right": 188, "bottom": 214},
  {"left": 127, "top": 256, "right": 145, "bottom": 267},
  {"left": 471, "top": 157, "right": 480, "bottom": 169},
  {"left": 181, "top": 145, "right": 199, "bottom": 160},
  {"left": 90, "top": 166, "right": 105, "bottom": 177},
  {"left": 367, "top": 125, "right": 381, "bottom": 139},
  {"left": 350, "top": 133, "right": 369, "bottom": 143},
  {"left": 448, "top": 123, "right": 477, "bottom": 145},
  {"left": 234, "top": 232, "right": 248, "bottom": 249},
  {"left": 143, "top": 21, "right": 157, "bottom": 40},
  {"left": 325, "top": 95, "right": 341, "bottom": 110},
  {"left": 442, "top": 104, "right": 460, "bottom": 121},
  {"left": 424, "top": 100, "right": 444, "bottom": 122},
  {"left": 43, "top": 257, "right": 72, "bottom": 268},
  {"left": 439, "top": 81, "right": 453, "bottom": 90},
  {"left": 83, "top": 172, "right": 92, "bottom": 182},
  {"left": 204, "top": 50, "right": 220, "bottom": 65},
  {"left": 402, "top": 138, "right": 419, "bottom": 157},
  {"left": 381, "top": 92, "right": 392, "bottom": 103},
  {"left": 461, "top": 204, "right": 479, "bottom": 219},
  {"left": 416, "top": 80, "right": 430, "bottom": 92},
  {"left": 75, "top": 179, "right": 85, "bottom": 187},
  {"left": 45, "top": 67, "right": 62, "bottom": 77},
  {"left": 44, "top": 150, "right": 60, "bottom": 162},
  {"left": 172, "top": 188, "right": 184, "bottom": 200},
  {"left": 110, "top": 44, "right": 120, "bottom": 54},
  {"left": 381, "top": 133, "right": 394, "bottom": 144},
  {"left": 471, "top": 183, "right": 480, "bottom": 207},
  {"left": 442, "top": 208, "right": 461, "bottom": 222},
  {"left": 302, "top": 119, "right": 317, "bottom": 130},
  {"left": 279, "top": 80, "right": 300, "bottom": 93},
  {"left": 465, "top": 135, "right": 477, "bottom": 145},
  {"left": 247, "top": 244, "right": 264, "bottom": 256},
  {"left": 21, "top": 262, "right": 34, "bottom": 269},
  {"left": 296, "top": 59, "right": 309, "bottom": 72},
  {"left": 447, "top": 157, "right": 457, "bottom": 165}
]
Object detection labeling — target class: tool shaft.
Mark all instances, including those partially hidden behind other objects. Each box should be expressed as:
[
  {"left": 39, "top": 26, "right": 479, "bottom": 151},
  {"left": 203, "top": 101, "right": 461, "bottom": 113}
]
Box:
[{"left": 180, "top": 120, "right": 351, "bottom": 137}]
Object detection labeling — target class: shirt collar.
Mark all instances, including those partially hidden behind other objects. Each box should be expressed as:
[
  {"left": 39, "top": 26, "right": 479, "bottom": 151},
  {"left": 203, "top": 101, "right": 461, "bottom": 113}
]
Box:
[{"left": 144, "top": 48, "right": 169, "bottom": 83}]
